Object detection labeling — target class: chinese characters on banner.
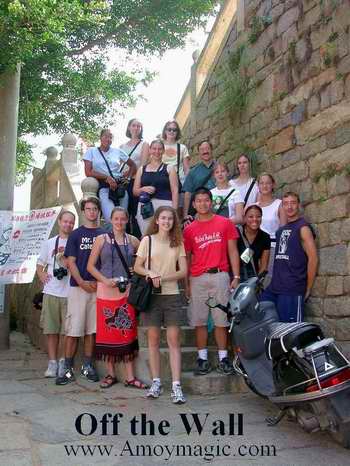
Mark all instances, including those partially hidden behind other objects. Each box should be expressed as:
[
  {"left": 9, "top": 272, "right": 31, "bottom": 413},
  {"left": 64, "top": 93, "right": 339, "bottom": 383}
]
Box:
[{"left": 0, "top": 207, "right": 61, "bottom": 284}]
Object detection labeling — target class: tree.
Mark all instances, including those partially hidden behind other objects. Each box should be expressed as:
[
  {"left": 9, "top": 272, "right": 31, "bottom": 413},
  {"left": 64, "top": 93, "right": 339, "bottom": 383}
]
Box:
[{"left": 0, "top": 0, "right": 218, "bottom": 183}]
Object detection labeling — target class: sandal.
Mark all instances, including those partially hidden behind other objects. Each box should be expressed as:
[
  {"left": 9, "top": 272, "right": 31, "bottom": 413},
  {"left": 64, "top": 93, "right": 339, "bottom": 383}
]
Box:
[
  {"left": 124, "top": 378, "right": 149, "bottom": 389},
  {"left": 100, "top": 374, "right": 118, "bottom": 389}
]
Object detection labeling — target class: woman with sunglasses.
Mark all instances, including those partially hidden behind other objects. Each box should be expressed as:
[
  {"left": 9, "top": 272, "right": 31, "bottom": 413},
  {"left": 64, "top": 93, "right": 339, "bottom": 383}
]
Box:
[
  {"left": 133, "top": 140, "right": 179, "bottom": 235},
  {"left": 162, "top": 120, "right": 190, "bottom": 217}
]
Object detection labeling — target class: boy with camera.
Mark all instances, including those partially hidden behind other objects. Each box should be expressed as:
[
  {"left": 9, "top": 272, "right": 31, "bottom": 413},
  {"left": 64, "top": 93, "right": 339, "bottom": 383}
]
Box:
[{"left": 36, "top": 210, "right": 76, "bottom": 378}]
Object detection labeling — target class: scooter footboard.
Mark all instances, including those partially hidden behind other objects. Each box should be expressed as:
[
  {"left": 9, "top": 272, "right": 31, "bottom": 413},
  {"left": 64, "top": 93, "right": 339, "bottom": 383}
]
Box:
[{"left": 239, "top": 353, "right": 275, "bottom": 397}]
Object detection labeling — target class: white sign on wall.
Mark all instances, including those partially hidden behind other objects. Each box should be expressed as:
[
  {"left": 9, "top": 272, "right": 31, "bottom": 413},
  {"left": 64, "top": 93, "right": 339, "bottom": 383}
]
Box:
[{"left": 0, "top": 207, "right": 61, "bottom": 284}]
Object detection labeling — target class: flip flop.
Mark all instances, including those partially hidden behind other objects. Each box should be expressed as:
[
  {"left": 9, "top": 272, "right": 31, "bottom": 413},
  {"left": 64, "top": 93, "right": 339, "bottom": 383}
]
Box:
[
  {"left": 124, "top": 378, "right": 149, "bottom": 389},
  {"left": 100, "top": 374, "right": 118, "bottom": 389}
]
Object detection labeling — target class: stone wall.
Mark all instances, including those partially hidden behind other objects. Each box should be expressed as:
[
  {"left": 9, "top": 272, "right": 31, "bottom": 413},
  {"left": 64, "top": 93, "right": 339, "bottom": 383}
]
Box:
[{"left": 176, "top": 0, "right": 350, "bottom": 341}]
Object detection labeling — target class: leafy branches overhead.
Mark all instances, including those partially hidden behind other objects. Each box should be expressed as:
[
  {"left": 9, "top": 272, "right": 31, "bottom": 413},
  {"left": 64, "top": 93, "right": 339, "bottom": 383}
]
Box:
[{"left": 0, "top": 0, "right": 218, "bottom": 183}]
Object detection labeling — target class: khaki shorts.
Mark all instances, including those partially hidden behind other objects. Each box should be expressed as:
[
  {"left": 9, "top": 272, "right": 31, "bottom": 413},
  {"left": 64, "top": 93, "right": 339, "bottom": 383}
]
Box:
[
  {"left": 141, "top": 294, "right": 186, "bottom": 328},
  {"left": 65, "top": 287, "right": 96, "bottom": 337},
  {"left": 40, "top": 294, "right": 67, "bottom": 335},
  {"left": 188, "top": 272, "right": 230, "bottom": 328}
]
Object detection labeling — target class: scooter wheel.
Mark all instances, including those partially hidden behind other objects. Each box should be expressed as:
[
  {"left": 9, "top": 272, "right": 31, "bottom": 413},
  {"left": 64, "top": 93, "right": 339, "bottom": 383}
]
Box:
[{"left": 331, "top": 421, "right": 350, "bottom": 449}]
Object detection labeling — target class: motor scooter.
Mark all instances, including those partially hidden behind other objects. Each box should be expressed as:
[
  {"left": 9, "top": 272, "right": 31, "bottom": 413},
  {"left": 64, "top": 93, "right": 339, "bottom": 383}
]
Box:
[{"left": 206, "top": 274, "right": 350, "bottom": 448}]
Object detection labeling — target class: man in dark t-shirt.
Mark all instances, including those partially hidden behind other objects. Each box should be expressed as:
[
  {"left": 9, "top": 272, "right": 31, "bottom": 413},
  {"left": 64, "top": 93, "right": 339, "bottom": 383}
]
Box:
[
  {"left": 261, "top": 192, "right": 318, "bottom": 322},
  {"left": 56, "top": 198, "right": 105, "bottom": 385}
]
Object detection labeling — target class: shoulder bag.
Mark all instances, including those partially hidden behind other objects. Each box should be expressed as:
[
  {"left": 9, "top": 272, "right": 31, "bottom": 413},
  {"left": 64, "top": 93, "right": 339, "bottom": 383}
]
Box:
[
  {"left": 127, "top": 235, "right": 153, "bottom": 312},
  {"left": 98, "top": 148, "right": 128, "bottom": 205},
  {"left": 243, "top": 178, "right": 256, "bottom": 207}
]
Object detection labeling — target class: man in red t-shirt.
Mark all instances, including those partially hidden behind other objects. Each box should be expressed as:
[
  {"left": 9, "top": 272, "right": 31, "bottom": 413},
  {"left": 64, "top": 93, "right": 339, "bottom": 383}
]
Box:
[{"left": 183, "top": 187, "right": 240, "bottom": 375}]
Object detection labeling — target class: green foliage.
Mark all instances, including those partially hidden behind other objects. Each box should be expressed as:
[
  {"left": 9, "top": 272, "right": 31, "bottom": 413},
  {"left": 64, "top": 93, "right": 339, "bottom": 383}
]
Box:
[
  {"left": 15, "top": 139, "right": 35, "bottom": 186},
  {"left": 217, "top": 44, "right": 253, "bottom": 118},
  {"left": 248, "top": 15, "right": 272, "bottom": 44},
  {"left": 0, "top": 0, "right": 218, "bottom": 183}
]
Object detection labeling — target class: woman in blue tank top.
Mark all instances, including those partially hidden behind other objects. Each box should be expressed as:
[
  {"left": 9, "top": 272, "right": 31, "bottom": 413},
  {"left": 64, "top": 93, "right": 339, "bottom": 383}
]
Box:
[{"left": 133, "top": 139, "right": 179, "bottom": 235}]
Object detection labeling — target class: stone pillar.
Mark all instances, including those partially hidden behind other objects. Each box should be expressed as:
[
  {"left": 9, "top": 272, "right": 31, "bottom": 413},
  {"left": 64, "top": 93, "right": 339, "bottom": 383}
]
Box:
[
  {"left": 61, "top": 133, "right": 79, "bottom": 175},
  {"left": 44, "top": 146, "right": 59, "bottom": 206},
  {"left": 0, "top": 66, "right": 20, "bottom": 349}
]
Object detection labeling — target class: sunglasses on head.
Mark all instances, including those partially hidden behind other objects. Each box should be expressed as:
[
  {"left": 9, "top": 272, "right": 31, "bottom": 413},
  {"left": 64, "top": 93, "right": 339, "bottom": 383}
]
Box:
[{"left": 166, "top": 128, "right": 178, "bottom": 132}]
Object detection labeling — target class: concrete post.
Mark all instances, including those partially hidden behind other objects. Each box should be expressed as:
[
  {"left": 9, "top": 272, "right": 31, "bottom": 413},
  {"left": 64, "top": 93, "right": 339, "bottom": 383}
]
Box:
[{"left": 0, "top": 66, "right": 21, "bottom": 349}]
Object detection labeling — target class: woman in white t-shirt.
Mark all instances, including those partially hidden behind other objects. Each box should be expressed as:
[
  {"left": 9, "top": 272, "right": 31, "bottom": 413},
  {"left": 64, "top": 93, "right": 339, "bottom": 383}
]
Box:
[
  {"left": 161, "top": 120, "right": 190, "bottom": 187},
  {"left": 119, "top": 118, "right": 149, "bottom": 170},
  {"left": 257, "top": 172, "right": 287, "bottom": 279},
  {"left": 230, "top": 154, "right": 259, "bottom": 208},
  {"left": 210, "top": 161, "right": 244, "bottom": 224},
  {"left": 119, "top": 119, "right": 150, "bottom": 237},
  {"left": 134, "top": 206, "right": 187, "bottom": 404}
]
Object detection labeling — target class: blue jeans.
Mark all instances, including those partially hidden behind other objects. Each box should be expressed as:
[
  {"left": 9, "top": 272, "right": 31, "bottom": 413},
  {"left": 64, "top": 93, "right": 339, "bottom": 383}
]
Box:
[{"left": 99, "top": 187, "right": 128, "bottom": 223}]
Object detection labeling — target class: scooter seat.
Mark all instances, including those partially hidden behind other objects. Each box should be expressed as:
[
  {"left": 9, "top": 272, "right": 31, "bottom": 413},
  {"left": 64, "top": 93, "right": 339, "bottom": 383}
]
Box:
[{"left": 265, "top": 322, "right": 323, "bottom": 360}]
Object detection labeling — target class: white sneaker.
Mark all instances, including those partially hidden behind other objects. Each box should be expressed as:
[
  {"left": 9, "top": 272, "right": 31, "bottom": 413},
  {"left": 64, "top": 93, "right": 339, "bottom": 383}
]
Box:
[
  {"left": 171, "top": 384, "right": 186, "bottom": 404},
  {"left": 58, "top": 358, "right": 66, "bottom": 378},
  {"left": 45, "top": 360, "right": 58, "bottom": 378},
  {"left": 147, "top": 380, "right": 163, "bottom": 398}
]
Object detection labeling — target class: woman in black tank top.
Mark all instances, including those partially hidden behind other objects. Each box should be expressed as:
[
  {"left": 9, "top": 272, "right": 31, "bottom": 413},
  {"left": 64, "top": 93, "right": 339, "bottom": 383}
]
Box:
[{"left": 133, "top": 139, "right": 179, "bottom": 235}]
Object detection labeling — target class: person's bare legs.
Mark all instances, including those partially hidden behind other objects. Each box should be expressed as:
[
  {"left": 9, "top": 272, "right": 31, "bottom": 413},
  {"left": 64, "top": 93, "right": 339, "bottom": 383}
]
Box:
[
  {"left": 124, "top": 361, "right": 134, "bottom": 381},
  {"left": 147, "top": 327, "right": 161, "bottom": 378},
  {"left": 195, "top": 325, "right": 208, "bottom": 350},
  {"left": 47, "top": 334, "right": 59, "bottom": 360},
  {"left": 83, "top": 334, "right": 95, "bottom": 357},
  {"left": 167, "top": 326, "right": 181, "bottom": 382},
  {"left": 64, "top": 336, "right": 78, "bottom": 358},
  {"left": 214, "top": 326, "right": 227, "bottom": 351}
]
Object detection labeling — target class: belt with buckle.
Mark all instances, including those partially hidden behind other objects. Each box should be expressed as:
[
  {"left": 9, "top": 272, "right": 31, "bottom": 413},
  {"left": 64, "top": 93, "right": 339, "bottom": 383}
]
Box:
[{"left": 206, "top": 267, "right": 221, "bottom": 274}]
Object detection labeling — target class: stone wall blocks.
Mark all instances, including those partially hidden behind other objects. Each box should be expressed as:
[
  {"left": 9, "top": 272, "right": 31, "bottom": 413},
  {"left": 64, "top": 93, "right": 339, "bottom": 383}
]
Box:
[
  {"left": 298, "top": 4, "right": 321, "bottom": 33},
  {"left": 313, "top": 68, "right": 337, "bottom": 90},
  {"left": 319, "top": 244, "right": 348, "bottom": 276},
  {"left": 344, "top": 276, "right": 350, "bottom": 294},
  {"left": 275, "top": 160, "right": 307, "bottom": 185},
  {"left": 344, "top": 73, "right": 350, "bottom": 98},
  {"left": 313, "top": 221, "right": 330, "bottom": 247},
  {"left": 295, "top": 103, "right": 350, "bottom": 145},
  {"left": 307, "top": 93, "right": 320, "bottom": 117},
  {"left": 328, "top": 220, "right": 343, "bottom": 246},
  {"left": 324, "top": 297, "right": 350, "bottom": 318},
  {"left": 311, "top": 276, "right": 327, "bottom": 298},
  {"left": 327, "top": 173, "right": 350, "bottom": 197},
  {"left": 267, "top": 126, "right": 295, "bottom": 154},
  {"left": 281, "top": 23, "right": 298, "bottom": 52},
  {"left": 320, "top": 84, "right": 332, "bottom": 110},
  {"left": 281, "top": 147, "right": 301, "bottom": 167},
  {"left": 299, "top": 178, "right": 313, "bottom": 204},
  {"left": 271, "top": 3, "right": 284, "bottom": 22},
  {"left": 300, "top": 49, "right": 321, "bottom": 82},
  {"left": 341, "top": 218, "right": 350, "bottom": 242},
  {"left": 300, "top": 136, "right": 327, "bottom": 160},
  {"left": 330, "top": 79, "right": 345, "bottom": 106},
  {"left": 306, "top": 297, "right": 324, "bottom": 317},
  {"left": 326, "top": 276, "right": 344, "bottom": 296},
  {"left": 277, "top": 6, "right": 300, "bottom": 37},
  {"left": 309, "top": 142, "right": 350, "bottom": 179},
  {"left": 308, "top": 317, "right": 336, "bottom": 338},
  {"left": 337, "top": 55, "right": 350, "bottom": 76}
]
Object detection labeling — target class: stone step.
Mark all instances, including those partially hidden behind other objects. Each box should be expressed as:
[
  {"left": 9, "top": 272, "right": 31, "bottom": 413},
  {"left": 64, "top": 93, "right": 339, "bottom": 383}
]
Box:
[
  {"left": 98, "top": 347, "right": 233, "bottom": 386},
  {"left": 137, "top": 326, "right": 216, "bottom": 348},
  {"left": 181, "top": 371, "right": 249, "bottom": 396}
]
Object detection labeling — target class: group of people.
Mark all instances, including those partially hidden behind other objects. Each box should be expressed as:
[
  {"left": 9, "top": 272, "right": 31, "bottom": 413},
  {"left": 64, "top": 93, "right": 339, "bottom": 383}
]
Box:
[{"left": 36, "top": 118, "right": 318, "bottom": 405}]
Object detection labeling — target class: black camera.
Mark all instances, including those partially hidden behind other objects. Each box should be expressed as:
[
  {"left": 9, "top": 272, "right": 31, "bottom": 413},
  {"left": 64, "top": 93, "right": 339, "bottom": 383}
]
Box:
[
  {"left": 53, "top": 267, "right": 68, "bottom": 280},
  {"left": 114, "top": 276, "right": 129, "bottom": 293}
]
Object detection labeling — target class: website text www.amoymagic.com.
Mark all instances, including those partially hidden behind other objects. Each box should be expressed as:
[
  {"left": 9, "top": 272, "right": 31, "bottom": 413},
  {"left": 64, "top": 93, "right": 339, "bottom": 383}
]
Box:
[
  {"left": 64, "top": 441, "right": 277, "bottom": 461},
  {"left": 63, "top": 412, "right": 277, "bottom": 461}
]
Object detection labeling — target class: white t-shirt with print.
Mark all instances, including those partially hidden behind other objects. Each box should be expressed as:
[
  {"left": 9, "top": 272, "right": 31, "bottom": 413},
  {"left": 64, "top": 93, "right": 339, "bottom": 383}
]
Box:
[
  {"left": 211, "top": 186, "right": 242, "bottom": 218},
  {"left": 37, "top": 236, "right": 70, "bottom": 298},
  {"left": 230, "top": 177, "right": 259, "bottom": 207}
]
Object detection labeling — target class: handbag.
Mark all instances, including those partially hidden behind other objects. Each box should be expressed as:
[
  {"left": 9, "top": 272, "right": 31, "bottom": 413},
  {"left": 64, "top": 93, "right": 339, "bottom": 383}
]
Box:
[
  {"left": 127, "top": 236, "right": 153, "bottom": 312},
  {"left": 97, "top": 148, "right": 128, "bottom": 205}
]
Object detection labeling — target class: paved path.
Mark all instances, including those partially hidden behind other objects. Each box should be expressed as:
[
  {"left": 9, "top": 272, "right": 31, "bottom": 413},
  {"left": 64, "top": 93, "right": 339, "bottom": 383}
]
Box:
[{"left": 0, "top": 332, "right": 349, "bottom": 466}]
